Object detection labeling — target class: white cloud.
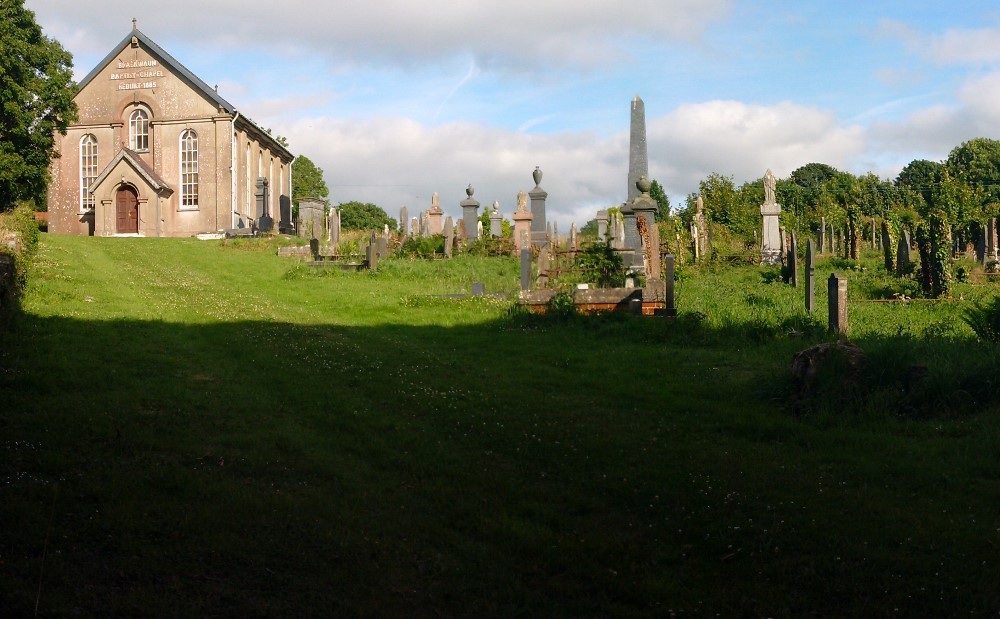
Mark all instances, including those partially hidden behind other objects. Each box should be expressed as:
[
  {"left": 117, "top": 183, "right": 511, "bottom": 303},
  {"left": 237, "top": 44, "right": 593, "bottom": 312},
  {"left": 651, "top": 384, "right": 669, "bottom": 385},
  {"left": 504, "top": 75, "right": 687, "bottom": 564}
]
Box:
[
  {"left": 648, "top": 100, "right": 865, "bottom": 197},
  {"left": 26, "top": 0, "right": 731, "bottom": 73}
]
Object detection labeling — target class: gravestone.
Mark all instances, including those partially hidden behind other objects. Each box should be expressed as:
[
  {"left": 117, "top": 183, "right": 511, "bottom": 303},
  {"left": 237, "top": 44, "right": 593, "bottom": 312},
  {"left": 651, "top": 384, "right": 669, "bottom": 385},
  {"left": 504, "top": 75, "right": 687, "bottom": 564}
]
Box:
[
  {"left": 788, "top": 231, "right": 799, "bottom": 288},
  {"left": 298, "top": 199, "right": 325, "bottom": 239},
  {"left": 896, "top": 230, "right": 911, "bottom": 276},
  {"left": 694, "top": 195, "right": 708, "bottom": 262},
  {"left": 596, "top": 209, "right": 609, "bottom": 243},
  {"left": 805, "top": 239, "right": 815, "bottom": 313},
  {"left": 427, "top": 192, "right": 444, "bottom": 235},
  {"left": 988, "top": 218, "right": 998, "bottom": 263},
  {"left": 880, "top": 221, "right": 894, "bottom": 272},
  {"left": 621, "top": 200, "right": 638, "bottom": 267},
  {"left": 780, "top": 226, "right": 788, "bottom": 265},
  {"left": 443, "top": 216, "right": 454, "bottom": 258},
  {"left": 536, "top": 247, "right": 550, "bottom": 288},
  {"left": 631, "top": 176, "right": 658, "bottom": 250},
  {"left": 691, "top": 223, "right": 700, "bottom": 262},
  {"left": 664, "top": 254, "right": 677, "bottom": 317},
  {"left": 529, "top": 167, "right": 548, "bottom": 248},
  {"left": 309, "top": 237, "right": 319, "bottom": 261},
  {"left": 411, "top": 217, "right": 419, "bottom": 238},
  {"left": 520, "top": 248, "right": 532, "bottom": 291},
  {"left": 255, "top": 176, "right": 269, "bottom": 220},
  {"left": 645, "top": 214, "right": 661, "bottom": 279},
  {"left": 461, "top": 184, "right": 480, "bottom": 242},
  {"left": 819, "top": 217, "right": 826, "bottom": 254},
  {"left": 513, "top": 191, "right": 532, "bottom": 252},
  {"left": 628, "top": 96, "right": 648, "bottom": 202},
  {"left": 376, "top": 235, "right": 387, "bottom": 259},
  {"left": 570, "top": 222, "right": 578, "bottom": 250},
  {"left": 977, "top": 228, "right": 987, "bottom": 264},
  {"left": 399, "top": 206, "right": 409, "bottom": 236},
  {"left": 489, "top": 201, "right": 502, "bottom": 238},
  {"left": 366, "top": 239, "right": 379, "bottom": 272},
  {"left": 471, "top": 282, "right": 485, "bottom": 296},
  {"left": 477, "top": 220, "right": 484, "bottom": 241},
  {"left": 328, "top": 207, "right": 340, "bottom": 244},
  {"left": 759, "top": 169, "right": 782, "bottom": 264},
  {"left": 456, "top": 219, "right": 467, "bottom": 245},
  {"left": 828, "top": 273, "right": 848, "bottom": 335}
]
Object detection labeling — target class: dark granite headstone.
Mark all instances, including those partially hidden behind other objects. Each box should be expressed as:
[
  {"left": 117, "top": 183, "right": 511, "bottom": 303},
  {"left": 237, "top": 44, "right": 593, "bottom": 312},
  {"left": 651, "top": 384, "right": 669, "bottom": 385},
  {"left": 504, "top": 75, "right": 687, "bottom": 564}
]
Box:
[
  {"left": 828, "top": 273, "right": 848, "bottom": 335},
  {"left": 788, "top": 231, "right": 799, "bottom": 288},
  {"left": 896, "top": 230, "right": 911, "bottom": 276},
  {"left": 461, "top": 185, "right": 480, "bottom": 242},
  {"left": 805, "top": 239, "right": 815, "bottom": 313},
  {"left": 881, "top": 221, "right": 894, "bottom": 272}
]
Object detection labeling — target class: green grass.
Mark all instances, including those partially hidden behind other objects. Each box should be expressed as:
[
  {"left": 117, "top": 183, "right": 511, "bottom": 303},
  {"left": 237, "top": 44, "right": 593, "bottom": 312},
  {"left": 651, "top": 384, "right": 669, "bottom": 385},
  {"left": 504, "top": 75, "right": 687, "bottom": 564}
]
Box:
[{"left": 3, "top": 235, "right": 1000, "bottom": 617}]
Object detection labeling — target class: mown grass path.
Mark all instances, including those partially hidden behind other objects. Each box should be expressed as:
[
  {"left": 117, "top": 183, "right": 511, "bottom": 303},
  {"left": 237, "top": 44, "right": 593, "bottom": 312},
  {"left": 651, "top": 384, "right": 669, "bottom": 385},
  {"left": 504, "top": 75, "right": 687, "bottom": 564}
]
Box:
[{"left": 3, "top": 235, "right": 1000, "bottom": 617}]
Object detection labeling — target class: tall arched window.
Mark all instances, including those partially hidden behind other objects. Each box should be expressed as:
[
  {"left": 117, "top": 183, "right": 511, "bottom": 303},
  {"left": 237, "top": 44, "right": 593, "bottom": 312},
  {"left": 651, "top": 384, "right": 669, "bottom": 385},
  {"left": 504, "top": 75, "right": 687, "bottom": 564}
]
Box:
[
  {"left": 80, "top": 134, "right": 98, "bottom": 210},
  {"left": 180, "top": 130, "right": 198, "bottom": 208},
  {"left": 129, "top": 109, "right": 149, "bottom": 151},
  {"left": 245, "top": 143, "right": 251, "bottom": 217}
]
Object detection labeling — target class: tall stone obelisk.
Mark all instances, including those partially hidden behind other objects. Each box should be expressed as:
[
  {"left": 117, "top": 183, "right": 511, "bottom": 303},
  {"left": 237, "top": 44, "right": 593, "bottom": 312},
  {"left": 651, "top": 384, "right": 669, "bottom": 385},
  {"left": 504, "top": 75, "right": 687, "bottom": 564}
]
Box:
[{"left": 628, "top": 96, "right": 648, "bottom": 203}]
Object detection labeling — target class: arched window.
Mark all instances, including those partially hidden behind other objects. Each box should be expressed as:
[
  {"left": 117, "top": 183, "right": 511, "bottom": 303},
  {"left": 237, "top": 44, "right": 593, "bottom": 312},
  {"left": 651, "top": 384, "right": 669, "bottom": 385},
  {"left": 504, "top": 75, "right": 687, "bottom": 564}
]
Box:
[
  {"left": 80, "top": 134, "right": 98, "bottom": 210},
  {"left": 245, "top": 143, "right": 251, "bottom": 216},
  {"left": 180, "top": 130, "right": 198, "bottom": 208},
  {"left": 129, "top": 109, "right": 149, "bottom": 151}
]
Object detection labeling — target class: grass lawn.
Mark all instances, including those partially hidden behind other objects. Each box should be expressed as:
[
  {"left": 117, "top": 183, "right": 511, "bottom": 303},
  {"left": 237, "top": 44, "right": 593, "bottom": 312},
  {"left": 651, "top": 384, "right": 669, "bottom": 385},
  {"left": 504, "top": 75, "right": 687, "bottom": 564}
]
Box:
[{"left": 3, "top": 234, "right": 1000, "bottom": 617}]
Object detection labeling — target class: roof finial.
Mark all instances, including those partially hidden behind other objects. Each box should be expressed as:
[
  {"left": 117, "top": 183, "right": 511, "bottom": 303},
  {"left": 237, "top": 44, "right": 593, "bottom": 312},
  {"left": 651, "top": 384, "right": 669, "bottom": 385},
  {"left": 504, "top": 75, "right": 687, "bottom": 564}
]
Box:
[{"left": 132, "top": 17, "right": 137, "bottom": 31}]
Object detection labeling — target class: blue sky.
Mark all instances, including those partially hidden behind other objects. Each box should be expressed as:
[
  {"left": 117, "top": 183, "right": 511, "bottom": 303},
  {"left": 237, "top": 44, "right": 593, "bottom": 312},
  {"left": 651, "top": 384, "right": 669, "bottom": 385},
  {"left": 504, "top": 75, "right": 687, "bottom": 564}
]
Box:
[{"left": 25, "top": 0, "right": 1000, "bottom": 226}]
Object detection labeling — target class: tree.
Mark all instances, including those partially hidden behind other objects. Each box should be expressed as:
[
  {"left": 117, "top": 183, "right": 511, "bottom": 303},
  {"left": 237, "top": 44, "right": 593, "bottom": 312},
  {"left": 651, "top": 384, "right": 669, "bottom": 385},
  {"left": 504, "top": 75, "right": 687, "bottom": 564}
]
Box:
[
  {"left": 0, "top": 1, "right": 77, "bottom": 210},
  {"left": 649, "top": 179, "right": 671, "bottom": 221},
  {"left": 945, "top": 138, "right": 1000, "bottom": 205},
  {"left": 338, "top": 201, "right": 395, "bottom": 231},
  {"left": 895, "top": 159, "right": 942, "bottom": 211},
  {"left": 291, "top": 155, "right": 329, "bottom": 209}
]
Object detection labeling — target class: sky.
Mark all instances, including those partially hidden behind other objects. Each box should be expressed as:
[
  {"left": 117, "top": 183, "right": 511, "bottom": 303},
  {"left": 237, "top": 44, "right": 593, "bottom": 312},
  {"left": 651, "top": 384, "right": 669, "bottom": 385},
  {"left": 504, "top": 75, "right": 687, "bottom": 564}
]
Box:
[{"left": 23, "top": 0, "right": 1000, "bottom": 227}]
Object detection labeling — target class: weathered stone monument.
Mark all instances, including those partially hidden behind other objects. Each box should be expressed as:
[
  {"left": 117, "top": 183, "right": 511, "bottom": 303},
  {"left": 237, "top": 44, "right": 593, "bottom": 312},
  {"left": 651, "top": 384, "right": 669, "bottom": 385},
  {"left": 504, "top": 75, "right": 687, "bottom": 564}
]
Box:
[
  {"left": 489, "top": 201, "right": 503, "bottom": 238},
  {"left": 788, "top": 231, "right": 799, "bottom": 287},
  {"left": 628, "top": 96, "right": 648, "bottom": 203},
  {"left": 621, "top": 200, "right": 638, "bottom": 267},
  {"left": 328, "top": 207, "right": 340, "bottom": 245},
  {"left": 399, "top": 206, "right": 409, "bottom": 236},
  {"left": 760, "top": 169, "right": 782, "bottom": 264},
  {"left": 694, "top": 195, "right": 708, "bottom": 262},
  {"left": 461, "top": 184, "right": 480, "bottom": 242},
  {"left": 570, "top": 223, "right": 578, "bottom": 250},
  {"left": 987, "top": 218, "right": 998, "bottom": 264},
  {"left": 427, "top": 193, "right": 443, "bottom": 235},
  {"left": 529, "top": 167, "right": 548, "bottom": 248},
  {"left": 819, "top": 217, "right": 826, "bottom": 254},
  {"left": 512, "top": 191, "right": 532, "bottom": 252},
  {"left": 880, "top": 221, "right": 894, "bottom": 273},
  {"left": 410, "top": 216, "right": 419, "bottom": 238},
  {"left": 520, "top": 248, "right": 532, "bottom": 291},
  {"left": 298, "top": 199, "right": 324, "bottom": 239},
  {"left": 596, "top": 209, "right": 609, "bottom": 243},
  {"left": 896, "top": 230, "right": 911, "bottom": 276},
  {"left": 443, "top": 216, "right": 454, "bottom": 258},
  {"left": 828, "top": 273, "right": 848, "bottom": 335},
  {"left": 805, "top": 239, "right": 815, "bottom": 313}
]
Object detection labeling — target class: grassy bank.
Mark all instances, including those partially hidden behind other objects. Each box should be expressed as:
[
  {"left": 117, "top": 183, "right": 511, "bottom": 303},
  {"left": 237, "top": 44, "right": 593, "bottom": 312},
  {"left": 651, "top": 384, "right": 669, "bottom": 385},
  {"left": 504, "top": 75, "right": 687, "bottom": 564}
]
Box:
[{"left": 2, "top": 235, "right": 999, "bottom": 617}]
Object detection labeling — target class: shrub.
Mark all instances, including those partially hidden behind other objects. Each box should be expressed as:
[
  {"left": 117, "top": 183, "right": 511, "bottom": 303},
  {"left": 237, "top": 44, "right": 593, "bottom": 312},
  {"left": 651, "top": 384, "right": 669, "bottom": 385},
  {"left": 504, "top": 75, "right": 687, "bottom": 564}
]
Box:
[
  {"left": 571, "top": 242, "right": 624, "bottom": 288},
  {"left": 962, "top": 296, "right": 1000, "bottom": 342}
]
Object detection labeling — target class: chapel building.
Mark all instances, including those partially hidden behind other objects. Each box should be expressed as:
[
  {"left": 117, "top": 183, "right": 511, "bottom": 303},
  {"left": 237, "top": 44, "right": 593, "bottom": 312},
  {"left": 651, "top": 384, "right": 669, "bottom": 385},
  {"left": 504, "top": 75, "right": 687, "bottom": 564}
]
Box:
[{"left": 47, "top": 22, "right": 294, "bottom": 236}]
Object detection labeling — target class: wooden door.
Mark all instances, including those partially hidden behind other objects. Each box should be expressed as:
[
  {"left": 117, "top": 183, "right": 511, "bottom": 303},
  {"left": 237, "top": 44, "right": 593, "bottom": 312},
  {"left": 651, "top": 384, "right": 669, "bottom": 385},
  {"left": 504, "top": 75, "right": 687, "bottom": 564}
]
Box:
[{"left": 116, "top": 186, "right": 138, "bottom": 234}]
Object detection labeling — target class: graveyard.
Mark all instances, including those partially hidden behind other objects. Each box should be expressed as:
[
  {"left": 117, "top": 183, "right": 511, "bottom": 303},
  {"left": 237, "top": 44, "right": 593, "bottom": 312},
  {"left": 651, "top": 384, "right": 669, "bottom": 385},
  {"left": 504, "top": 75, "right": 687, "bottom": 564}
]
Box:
[{"left": 2, "top": 230, "right": 1000, "bottom": 617}]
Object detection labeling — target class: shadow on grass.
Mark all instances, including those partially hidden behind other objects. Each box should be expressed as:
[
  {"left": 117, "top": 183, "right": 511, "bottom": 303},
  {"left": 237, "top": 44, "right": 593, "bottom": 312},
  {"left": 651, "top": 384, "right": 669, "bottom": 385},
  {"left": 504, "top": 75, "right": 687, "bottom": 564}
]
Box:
[{"left": 2, "top": 310, "right": 1000, "bottom": 617}]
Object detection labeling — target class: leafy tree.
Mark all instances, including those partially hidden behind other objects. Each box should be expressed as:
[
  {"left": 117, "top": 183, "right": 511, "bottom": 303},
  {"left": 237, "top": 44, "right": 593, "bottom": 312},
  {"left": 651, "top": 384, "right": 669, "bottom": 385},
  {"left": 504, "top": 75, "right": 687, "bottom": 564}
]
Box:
[
  {"left": 292, "top": 155, "right": 329, "bottom": 209},
  {"left": 339, "top": 201, "right": 395, "bottom": 231},
  {"left": 895, "top": 159, "right": 942, "bottom": 210},
  {"left": 649, "top": 179, "right": 671, "bottom": 221},
  {"left": 0, "top": 1, "right": 77, "bottom": 210},
  {"left": 789, "top": 162, "right": 839, "bottom": 190},
  {"left": 945, "top": 138, "right": 1000, "bottom": 204}
]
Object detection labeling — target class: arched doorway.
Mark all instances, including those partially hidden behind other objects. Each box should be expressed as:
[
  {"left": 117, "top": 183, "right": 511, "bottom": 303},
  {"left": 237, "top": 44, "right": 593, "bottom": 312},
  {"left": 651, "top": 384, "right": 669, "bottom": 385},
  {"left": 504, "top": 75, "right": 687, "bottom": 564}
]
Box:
[{"left": 116, "top": 185, "right": 139, "bottom": 234}]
